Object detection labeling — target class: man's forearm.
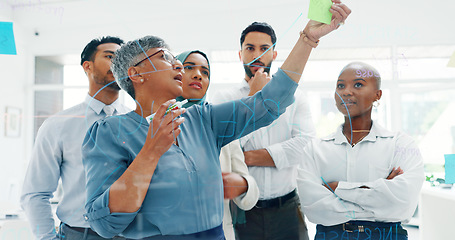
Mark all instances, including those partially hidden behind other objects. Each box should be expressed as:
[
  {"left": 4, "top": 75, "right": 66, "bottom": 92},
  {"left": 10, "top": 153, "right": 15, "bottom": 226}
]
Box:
[
  {"left": 22, "top": 195, "right": 57, "bottom": 239},
  {"left": 244, "top": 149, "right": 276, "bottom": 167}
]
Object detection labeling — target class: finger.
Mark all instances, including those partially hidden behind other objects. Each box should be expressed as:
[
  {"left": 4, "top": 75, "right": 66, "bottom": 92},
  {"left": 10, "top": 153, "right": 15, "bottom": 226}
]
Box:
[
  {"left": 391, "top": 169, "right": 401, "bottom": 177},
  {"left": 170, "top": 128, "right": 181, "bottom": 139},
  {"left": 332, "top": 4, "right": 350, "bottom": 28},
  {"left": 387, "top": 172, "right": 397, "bottom": 180},
  {"left": 161, "top": 129, "right": 179, "bottom": 149},
  {"left": 171, "top": 117, "right": 185, "bottom": 132},
  {"left": 329, "top": 6, "right": 343, "bottom": 23},
  {"left": 148, "top": 101, "right": 175, "bottom": 138},
  {"left": 387, "top": 168, "right": 397, "bottom": 179},
  {"left": 152, "top": 109, "right": 174, "bottom": 135},
  {"left": 332, "top": 4, "right": 349, "bottom": 22},
  {"left": 337, "top": 3, "right": 352, "bottom": 16},
  {"left": 331, "top": 0, "right": 341, "bottom": 3},
  {"left": 162, "top": 117, "right": 184, "bottom": 138},
  {"left": 255, "top": 67, "right": 264, "bottom": 75},
  {"left": 162, "top": 108, "right": 186, "bottom": 125},
  {"left": 153, "top": 113, "right": 184, "bottom": 142},
  {"left": 257, "top": 69, "right": 268, "bottom": 80},
  {"left": 390, "top": 172, "right": 400, "bottom": 179},
  {"left": 154, "top": 99, "right": 176, "bottom": 121},
  {"left": 329, "top": 10, "right": 342, "bottom": 29}
]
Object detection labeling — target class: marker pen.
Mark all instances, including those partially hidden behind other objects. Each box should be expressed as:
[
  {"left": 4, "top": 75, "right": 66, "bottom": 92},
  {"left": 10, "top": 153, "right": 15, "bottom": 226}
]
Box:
[{"left": 146, "top": 99, "right": 188, "bottom": 123}]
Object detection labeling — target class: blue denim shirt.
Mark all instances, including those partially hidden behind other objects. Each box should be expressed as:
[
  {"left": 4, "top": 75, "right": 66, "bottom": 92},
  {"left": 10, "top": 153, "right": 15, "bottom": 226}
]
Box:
[{"left": 82, "top": 68, "right": 297, "bottom": 239}]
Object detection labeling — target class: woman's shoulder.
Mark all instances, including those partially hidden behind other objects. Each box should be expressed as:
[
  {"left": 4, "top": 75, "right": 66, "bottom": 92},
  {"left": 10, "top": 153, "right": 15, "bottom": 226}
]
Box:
[
  {"left": 371, "top": 123, "right": 419, "bottom": 152},
  {"left": 182, "top": 101, "right": 211, "bottom": 118},
  {"left": 91, "top": 111, "right": 140, "bottom": 133},
  {"left": 373, "top": 123, "right": 414, "bottom": 141}
]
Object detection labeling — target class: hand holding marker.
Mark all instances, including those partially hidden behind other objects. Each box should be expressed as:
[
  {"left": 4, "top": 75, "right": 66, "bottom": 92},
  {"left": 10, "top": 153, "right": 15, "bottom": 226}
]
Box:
[{"left": 146, "top": 99, "right": 188, "bottom": 123}]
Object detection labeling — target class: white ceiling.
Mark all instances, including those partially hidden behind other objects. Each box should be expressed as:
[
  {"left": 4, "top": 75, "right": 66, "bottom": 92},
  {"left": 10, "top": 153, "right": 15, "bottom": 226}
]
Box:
[{"left": 2, "top": 0, "right": 454, "bottom": 61}]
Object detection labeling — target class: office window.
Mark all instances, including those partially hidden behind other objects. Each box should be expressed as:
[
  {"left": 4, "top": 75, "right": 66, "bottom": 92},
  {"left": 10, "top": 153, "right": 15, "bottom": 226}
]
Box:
[
  {"left": 63, "top": 65, "right": 88, "bottom": 109},
  {"left": 402, "top": 90, "right": 455, "bottom": 165},
  {"left": 399, "top": 58, "right": 455, "bottom": 80},
  {"left": 34, "top": 91, "right": 63, "bottom": 137}
]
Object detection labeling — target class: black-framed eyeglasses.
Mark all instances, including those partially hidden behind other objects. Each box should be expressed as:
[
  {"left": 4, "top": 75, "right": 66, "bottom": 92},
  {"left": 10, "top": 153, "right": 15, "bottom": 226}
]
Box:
[{"left": 134, "top": 49, "right": 178, "bottom": 67}]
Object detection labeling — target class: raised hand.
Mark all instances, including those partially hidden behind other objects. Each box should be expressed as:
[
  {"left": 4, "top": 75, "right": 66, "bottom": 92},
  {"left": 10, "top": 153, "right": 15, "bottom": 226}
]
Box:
[
  {"left": 143, "top": 99, "right": 185, "bottom": 159},
  {"left": 304, "top": 0, "right": 351, "bottom": 41}
]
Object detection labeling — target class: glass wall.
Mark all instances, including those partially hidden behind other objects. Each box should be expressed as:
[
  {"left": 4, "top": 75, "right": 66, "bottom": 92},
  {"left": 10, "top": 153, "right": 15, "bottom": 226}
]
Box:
[
  {"left": 33, "top": 45, "right": 455, "bottom": 169},
  {"left": 208, "top": 45, "right": 455, "bottom": 170}
]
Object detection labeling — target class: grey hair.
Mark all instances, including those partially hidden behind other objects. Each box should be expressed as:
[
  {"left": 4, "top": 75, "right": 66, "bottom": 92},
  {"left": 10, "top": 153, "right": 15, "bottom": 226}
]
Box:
[
  {"left": 111, "top": 35, "right": 169, "bottom": 99},
  {"left": 339, "top": 61, "right": 382, "bottom": 89}
]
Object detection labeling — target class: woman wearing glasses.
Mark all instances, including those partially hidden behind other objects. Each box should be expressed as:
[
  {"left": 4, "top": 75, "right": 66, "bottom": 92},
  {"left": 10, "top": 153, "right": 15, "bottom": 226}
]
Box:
[{"left": 82, "top": 2, "right": 350, "bottom": 239}]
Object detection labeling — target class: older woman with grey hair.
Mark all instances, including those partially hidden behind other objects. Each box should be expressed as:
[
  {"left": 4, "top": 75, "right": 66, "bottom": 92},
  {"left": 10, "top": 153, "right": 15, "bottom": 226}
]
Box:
[{"left": 81, "top": 4, "right": 350, "bottom": 239}]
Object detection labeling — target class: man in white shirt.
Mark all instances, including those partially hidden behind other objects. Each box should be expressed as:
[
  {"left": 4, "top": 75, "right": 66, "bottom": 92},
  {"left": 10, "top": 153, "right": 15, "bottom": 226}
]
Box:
[
  {"left": 212, "top": 22, "right": 316, "bottom": 240},
  {"left": 21, "top": 36, "right": 130, "bottom": 240}
]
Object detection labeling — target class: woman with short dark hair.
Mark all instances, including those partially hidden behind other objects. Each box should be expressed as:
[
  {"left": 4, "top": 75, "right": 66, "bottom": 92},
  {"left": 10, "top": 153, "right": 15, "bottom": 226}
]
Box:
[{"left": 298, "top": 62, "right": 424, "bottom": 240}]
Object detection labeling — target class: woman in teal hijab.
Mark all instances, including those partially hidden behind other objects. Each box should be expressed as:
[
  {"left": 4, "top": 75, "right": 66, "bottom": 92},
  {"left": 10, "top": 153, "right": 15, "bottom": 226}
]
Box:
[
  {"left": 176, "top": 50, "right": 210, "bottom": 108},
  {"left": 176, "top": 50, "right": 260, "bottom": 240}
]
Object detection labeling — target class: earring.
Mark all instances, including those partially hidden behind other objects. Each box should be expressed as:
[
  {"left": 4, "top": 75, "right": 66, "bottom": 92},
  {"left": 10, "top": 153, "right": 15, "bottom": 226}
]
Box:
[
  {"left": 373, "top": 100, "right": 380, "bottom": 108},
  {"left": 140, "top": 79, "right": 144, "bottom": 83}
]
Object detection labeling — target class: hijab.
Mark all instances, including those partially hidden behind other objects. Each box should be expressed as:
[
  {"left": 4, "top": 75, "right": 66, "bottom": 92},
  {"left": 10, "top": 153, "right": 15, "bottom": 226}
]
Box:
[{"left": 175, "top": 50, "right": 210, "bottom": 108}]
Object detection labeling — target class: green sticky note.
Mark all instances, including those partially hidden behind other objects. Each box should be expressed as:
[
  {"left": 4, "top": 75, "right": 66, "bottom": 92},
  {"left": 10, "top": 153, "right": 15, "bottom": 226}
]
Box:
[
  {"left": 0, "top": 22, "right": 17, "bottom": 55},
  {"left": 308, "top": 0, "right": 333, "bottom": 25},
  {"left": 445, "top": 154, "right": 455, "bottom": 184}
]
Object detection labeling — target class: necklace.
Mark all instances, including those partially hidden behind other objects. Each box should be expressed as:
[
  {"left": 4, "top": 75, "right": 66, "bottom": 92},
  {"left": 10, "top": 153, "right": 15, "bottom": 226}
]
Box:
[
  {"left": 343, "top": 122, "right": 372, "bottom": 147},
  {"left": 344, "top": 130, "right": 370, "bottom": 147},
  {"left": 352, "top": 130, "right": 370, "bottom": 133}
]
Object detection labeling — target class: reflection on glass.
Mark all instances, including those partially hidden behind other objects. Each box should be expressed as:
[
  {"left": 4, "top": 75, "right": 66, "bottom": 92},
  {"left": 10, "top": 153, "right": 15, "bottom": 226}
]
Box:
[
  {"left": 34, "top": 90, "right": 63, "bottom": 139},
  {"left": 402, "top": 90, "right": 455, "bottom": 165}
]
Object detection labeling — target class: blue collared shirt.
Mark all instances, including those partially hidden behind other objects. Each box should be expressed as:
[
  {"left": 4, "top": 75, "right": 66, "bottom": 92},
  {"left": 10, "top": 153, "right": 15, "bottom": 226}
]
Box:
[
  {"left": 21, "top": 94, "right": 129, "bottom": 240},
  {"left": 82, "top": 68, "right": 298, "bottom": 239}
]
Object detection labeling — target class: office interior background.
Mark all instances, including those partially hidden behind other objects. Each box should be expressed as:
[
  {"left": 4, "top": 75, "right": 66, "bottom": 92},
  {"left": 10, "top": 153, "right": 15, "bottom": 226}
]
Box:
[{"left": 0, "top": 0, "right": 454, "bottom": 239}]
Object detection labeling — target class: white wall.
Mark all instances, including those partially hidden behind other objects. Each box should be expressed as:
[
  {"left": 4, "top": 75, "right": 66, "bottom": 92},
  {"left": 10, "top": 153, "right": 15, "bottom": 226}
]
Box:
[
  {"left": 9, "top": 0, "right": 455, "bottom": 57},
  {"left": 0, "top": 6, "right": 33, "bottom": 209}
]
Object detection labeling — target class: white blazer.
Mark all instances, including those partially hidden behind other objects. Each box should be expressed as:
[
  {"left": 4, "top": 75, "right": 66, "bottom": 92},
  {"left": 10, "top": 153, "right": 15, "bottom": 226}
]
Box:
[{"left": 220, "top": 140, "right": 259, "bottom": 240}]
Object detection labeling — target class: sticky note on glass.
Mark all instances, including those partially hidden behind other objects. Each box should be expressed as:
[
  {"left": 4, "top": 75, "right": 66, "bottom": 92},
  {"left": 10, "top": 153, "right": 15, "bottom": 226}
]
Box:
[
  {"left": 445, "top": 154, "right": 455, "bottom": 184},
  {"left": 447, "top": 51, "right": 455, "bottom": 68},
  {"left": 0, "top": 22, "right": 17, "bottom": 55},
  {"left": 308, "top": 0, "right": 333, "bottom": 25}
]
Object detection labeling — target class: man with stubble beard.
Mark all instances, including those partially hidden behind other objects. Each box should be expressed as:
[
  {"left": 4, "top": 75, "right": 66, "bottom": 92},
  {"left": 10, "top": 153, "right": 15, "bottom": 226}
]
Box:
[
  {"left": 21, "top": 36, "right": 130, "bottom": 240},
  {"left": 213, "top": 22, "right": 316, "bottom": 240}
]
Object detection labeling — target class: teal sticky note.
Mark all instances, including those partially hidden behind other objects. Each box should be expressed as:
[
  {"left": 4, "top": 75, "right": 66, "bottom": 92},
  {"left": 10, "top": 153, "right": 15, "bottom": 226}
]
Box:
[
  {"left": 445, "top": 154, "right": 455, "bottom": 184},
  {"left": 0, "top": 22, "right": 17, "bottom": 55},
  {"left": 308, "top": 0, "right": 333, "bottom": 25}
]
